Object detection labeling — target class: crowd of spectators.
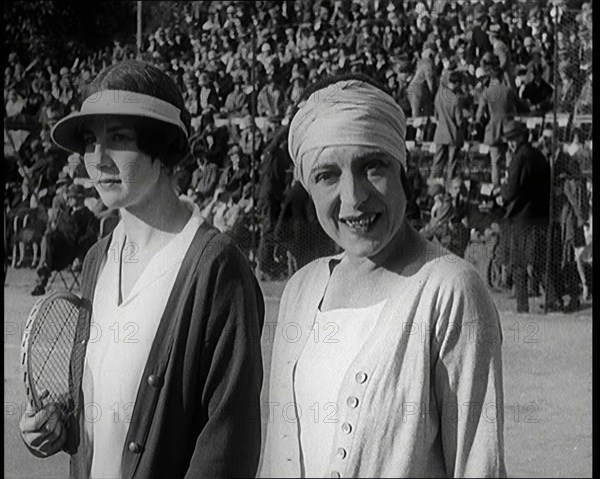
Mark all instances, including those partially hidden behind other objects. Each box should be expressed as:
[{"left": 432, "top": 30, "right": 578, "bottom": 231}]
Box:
[{"left": 4, "top": 0, "right": 593, "bottom": 287}]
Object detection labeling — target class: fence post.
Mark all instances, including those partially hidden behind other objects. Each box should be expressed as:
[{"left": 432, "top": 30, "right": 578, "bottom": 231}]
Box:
[{"left": 250, "top": 23, "right": 258, "bottom": 269}]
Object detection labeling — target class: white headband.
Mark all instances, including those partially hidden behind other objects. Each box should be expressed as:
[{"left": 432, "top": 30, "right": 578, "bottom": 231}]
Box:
[{"left": 288, "top": 79, "right": 407, "bottom": 188}]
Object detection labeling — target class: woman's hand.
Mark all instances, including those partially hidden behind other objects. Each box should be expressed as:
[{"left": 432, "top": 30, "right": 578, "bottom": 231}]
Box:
[{"left": 19, "top": 390, "right": 66, "bottom": 458}]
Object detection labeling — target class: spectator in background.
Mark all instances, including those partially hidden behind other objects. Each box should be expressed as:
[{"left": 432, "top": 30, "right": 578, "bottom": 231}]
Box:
[
  {"left": 488, "top": 24, "right": 515, "bottom": 88},
  {"left": 574, "top": 67, "right": 592, "bottom": 116},
  {"left": 182, "top": 74, "right": 200, "bottom": 117},
  {"left": 420, "top": 183, "right": 454, "bottom": 238},
  {"left": 556, "top": 60, "right": 581, "bottom": 114},
  {"left": 238, "top": 115, "right": 264, "bottom": 159},
  {"left": 557, "top": 151, "right": 590, "bottom": 311},
  {"left": 407, "top": 41, "right": 436, "bottom": 119},
  {"left": 13, "top": 193, "right": 47, "bottom": 269},
  {"left": 256, "top": 126, "right": 291, "bottom": 280},
  {"left": 31, "top": 184, "right": 99, "bottom": 295},
  {"left": 257, "top": 66, "right": 285, "bottom": 121},
  {"left": 515, "top": 36, "right": 536, "bottom": 66},
  {"left": 476, "top": 63, "right": 522, "bottom": 186},
  {"left": 6, "top": 87, "right": 26, "bottom": 117},
  {"left": 194, "top": 111, "right": 229, "bottom": 167},
  {"left": 431, "top": 71, "right": 465, "bottom": 182},
  {"left": 221, "top": 72, "right": 249, "bottom": 117},
  {"left": 189, "top": 149, "right": 220, "bottom": 205},
  {"left": 285, "top": 71, "right": 307, "bottom": 105},
  {"left": 498, "top": 120, "right": 550, "bottom": 313},
  {"left": 219, "top": 145, "right": 250, "bottom": 203},
  {"left": 468, "top": 4, "right": 493, "bottom": 62},
  {"left": 521, "top": 63, "right": 554, "bottom": 115},
  {"left": 197, "top": 71, "right": 220, "bottom": 114}
]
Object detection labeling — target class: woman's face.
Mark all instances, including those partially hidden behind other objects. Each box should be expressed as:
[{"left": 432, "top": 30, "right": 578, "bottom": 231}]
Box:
[
  {"left": 81, "top": 116, "right": 162, "bottom": 211},
  {"left": 306, "top": 145, "right": 407, "bottom": 259}
]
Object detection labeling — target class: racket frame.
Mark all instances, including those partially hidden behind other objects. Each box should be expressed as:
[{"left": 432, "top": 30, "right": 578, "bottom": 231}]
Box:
[{"left": 21, "top": 290, "right": 82, "bottom": 415}]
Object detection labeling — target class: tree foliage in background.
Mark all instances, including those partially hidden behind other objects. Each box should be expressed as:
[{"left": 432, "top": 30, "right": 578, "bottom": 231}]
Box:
[{"left": 5, "top": 0, "right": 136, "bottom": 64}]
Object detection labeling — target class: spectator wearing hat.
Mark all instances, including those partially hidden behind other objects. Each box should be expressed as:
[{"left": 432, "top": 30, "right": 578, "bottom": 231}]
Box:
[
  {"left": 498, "top": 120, "right": 550, "bottom": 313},
  {"left": 32, "top": 183, "right": 99, "bottom": 295},
  {"left": 431, "top": 71, "right": 465, "bottom": 181},
  {"left": 475, "top": 63, "right": 523, "bottom": 186}
]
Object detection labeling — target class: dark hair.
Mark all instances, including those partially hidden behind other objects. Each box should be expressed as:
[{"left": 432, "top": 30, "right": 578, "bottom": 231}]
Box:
[{"left": 81, "top": 60, "right": 191, "bottom": 169}]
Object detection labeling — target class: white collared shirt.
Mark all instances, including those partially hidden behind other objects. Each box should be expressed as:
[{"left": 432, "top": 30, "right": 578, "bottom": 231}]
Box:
[{"left": 82, "top": 203, "right": 203, "bottom": 479}]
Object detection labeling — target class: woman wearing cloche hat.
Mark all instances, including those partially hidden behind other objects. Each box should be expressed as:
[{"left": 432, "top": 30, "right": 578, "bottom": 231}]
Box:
[{"left": 19, "top": 60, "right": 264, "bottom": 479}]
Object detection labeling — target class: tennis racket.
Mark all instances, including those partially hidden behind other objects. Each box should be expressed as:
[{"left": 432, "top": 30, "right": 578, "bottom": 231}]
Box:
[{"left": 21, "top": 291, "right": 88, "bottom": 420}]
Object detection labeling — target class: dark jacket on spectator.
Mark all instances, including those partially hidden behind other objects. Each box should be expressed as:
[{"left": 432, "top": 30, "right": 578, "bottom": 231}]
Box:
[
  {"left": 198, "top": 85, "right": 221, "bottom": 112},
  {"left": 501, "top": 142, "right": 550, "bottom": 224},
  {"left": 468, "top": 24, "right": 493, "bottom": 62},
  {"left": 196, "top": 125, "right": 229, "bottom": 167},
  {"left": 191, "top": 162, "right": 220, "bottom": 199},
  {"left": 60, "top": 205, "right": 100, "bottom": 257},
  {"left": 521, "top": 78, "right": 553, "bottom": 114},
  {"left": 257, "top": 126, "right": 291, "bottom": 221}
]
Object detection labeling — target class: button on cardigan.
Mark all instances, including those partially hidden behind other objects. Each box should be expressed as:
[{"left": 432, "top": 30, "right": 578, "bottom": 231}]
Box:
[{"left": 259, "top": 241, "right": 506, "bottom": 478}]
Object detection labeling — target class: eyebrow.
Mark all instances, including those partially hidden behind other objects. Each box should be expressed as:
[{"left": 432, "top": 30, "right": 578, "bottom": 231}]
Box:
[{"left": 309, "top": 151, "right": 391, "bottom": 175}]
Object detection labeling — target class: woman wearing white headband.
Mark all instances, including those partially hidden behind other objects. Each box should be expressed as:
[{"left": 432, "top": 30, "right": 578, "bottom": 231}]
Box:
[
  {"left": 19, "top": 60, "right": 265, "bottom": 478},
  {"left": 260, "top": 74, "right": 506, "bottom": 478}
]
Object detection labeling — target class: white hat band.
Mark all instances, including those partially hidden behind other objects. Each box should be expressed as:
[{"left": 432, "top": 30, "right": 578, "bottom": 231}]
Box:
[{"left": 80, "top": 90, "right": 188, "bottom": 137}]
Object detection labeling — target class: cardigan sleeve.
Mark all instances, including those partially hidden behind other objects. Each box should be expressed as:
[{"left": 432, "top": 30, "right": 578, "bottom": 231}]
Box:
[
  {"left": 432, "top": 268, "right": 506, "bottom": 478},
  {"left": 184, "top": 241, "right": 265, "bottom": 479}
]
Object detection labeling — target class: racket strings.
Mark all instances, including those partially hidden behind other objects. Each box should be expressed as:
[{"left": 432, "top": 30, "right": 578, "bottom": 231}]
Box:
[{"left": 28, "top": 298, "right": 80, "bottom": 414}]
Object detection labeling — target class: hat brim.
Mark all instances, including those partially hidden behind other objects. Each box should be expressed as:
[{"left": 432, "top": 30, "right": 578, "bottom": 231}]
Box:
[
  {"left": 51, "top": 110, "right": 187, "bottom": 154},
  {"left": 502, "top": 128, "right": 527, "bottom": 140}
]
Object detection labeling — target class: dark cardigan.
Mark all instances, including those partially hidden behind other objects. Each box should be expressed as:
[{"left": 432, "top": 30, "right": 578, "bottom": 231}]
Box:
[{"left": 64, "top": 221, "right": 265, "bottom": 478}]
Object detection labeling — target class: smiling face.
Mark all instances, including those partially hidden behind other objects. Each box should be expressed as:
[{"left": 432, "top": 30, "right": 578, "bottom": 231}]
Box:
[
  {"left": 305, "top": 145, "right": 407, "bottom": 260},
  {"left": 81, "top": 116, "right": 162, "bottom": 211}
]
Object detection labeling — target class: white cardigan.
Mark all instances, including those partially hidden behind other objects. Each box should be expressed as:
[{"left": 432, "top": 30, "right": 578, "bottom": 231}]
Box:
[{"left": 259, "top": 240, "right": 506, "bottom": 478}]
